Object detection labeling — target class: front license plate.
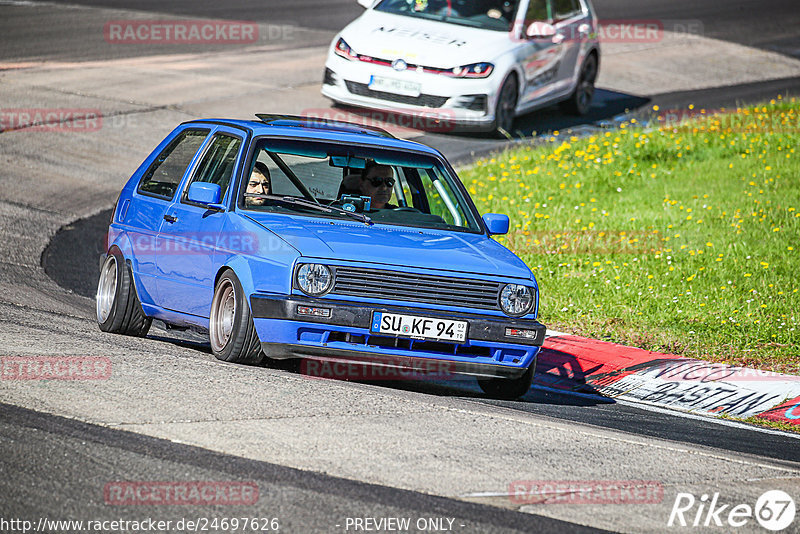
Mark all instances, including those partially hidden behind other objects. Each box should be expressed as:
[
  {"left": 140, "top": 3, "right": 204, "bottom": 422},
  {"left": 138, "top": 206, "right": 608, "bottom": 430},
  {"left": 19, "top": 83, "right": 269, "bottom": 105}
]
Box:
[
  {"left": 371, "top": 312, "right": 468, "bottom": 343},
  {"left": 368, "top": 75, "right": 422, "bottom": 97}
]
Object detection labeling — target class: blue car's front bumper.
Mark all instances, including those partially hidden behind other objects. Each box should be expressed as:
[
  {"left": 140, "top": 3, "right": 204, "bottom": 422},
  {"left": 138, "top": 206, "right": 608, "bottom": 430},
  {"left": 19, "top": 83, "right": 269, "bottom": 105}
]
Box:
[{"left": 250, "top": 295, "right": 545, "bottom": 379}]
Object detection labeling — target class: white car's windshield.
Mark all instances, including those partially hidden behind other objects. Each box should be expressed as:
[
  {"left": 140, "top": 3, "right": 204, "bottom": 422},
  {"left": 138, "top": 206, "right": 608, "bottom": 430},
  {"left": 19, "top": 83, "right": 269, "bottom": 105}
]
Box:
[
  {"left": 374, "top": 0, "right": 521, "bottom": 31},
  {"left": 241, "top": 138, "right": 482, "bottom": 233}
]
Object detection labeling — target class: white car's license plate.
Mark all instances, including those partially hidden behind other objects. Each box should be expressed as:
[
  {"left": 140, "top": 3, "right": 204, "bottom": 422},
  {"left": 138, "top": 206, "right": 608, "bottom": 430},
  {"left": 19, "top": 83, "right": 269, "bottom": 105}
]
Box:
[
  {"left": 368, "top": 75, "right": 422, "bottom": 97},
  {"left": 371, "top": 312, "right": 468, "bottom": 343}
]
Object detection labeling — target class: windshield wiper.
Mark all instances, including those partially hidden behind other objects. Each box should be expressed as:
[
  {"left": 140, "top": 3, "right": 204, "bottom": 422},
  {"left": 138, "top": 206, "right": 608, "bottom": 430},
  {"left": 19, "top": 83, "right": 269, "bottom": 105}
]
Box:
[
  {"left": 244, "top": 194, "right": 373, "bottom": 225},
  {"left": 277, "top": 196, "right": 374, "bottom": 225}
]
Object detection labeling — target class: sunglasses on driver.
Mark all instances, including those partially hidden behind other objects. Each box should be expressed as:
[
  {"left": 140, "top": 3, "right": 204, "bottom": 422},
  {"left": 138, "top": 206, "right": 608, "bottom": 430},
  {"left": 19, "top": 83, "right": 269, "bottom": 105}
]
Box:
[{"left": 367, "top": 176, "right": 395, "bottom": 187}]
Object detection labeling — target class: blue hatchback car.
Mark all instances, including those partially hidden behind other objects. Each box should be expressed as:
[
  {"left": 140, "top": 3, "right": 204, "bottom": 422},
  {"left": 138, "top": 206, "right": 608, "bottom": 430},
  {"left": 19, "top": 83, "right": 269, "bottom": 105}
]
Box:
[{"left": 97, "top": 115, "right": 545, "bottom": 398}]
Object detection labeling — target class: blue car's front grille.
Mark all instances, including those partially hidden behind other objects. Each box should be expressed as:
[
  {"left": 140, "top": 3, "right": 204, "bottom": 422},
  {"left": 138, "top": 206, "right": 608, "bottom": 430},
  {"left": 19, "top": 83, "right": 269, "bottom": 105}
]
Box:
[{"left": 331, "top": 266, "right": 501, "bottom": 311}]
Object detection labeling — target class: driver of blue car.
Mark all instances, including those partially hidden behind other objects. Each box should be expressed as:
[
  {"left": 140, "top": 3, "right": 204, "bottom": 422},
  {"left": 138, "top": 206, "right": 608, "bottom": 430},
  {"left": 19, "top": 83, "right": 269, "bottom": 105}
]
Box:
[
  {"left": 337, "top": 161, "right": 397, "bottom": 210},
  {"left": 358, "top": 161, "right": 396, "bottom": 210}
]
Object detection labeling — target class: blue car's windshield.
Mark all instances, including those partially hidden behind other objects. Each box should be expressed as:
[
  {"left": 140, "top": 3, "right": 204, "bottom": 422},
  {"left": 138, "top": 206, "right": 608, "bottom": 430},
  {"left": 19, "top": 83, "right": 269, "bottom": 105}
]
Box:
[
  {"left": 239, "top": 138, "right": 482, "bottom": 233},
  {"left": 374, "top": 0, "right": 521, "bottom": 31}
]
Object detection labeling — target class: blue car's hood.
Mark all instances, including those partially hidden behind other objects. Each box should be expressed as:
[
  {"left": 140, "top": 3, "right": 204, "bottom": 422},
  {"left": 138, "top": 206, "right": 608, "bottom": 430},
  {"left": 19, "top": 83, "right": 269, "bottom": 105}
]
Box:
[{"left": 245, "top": 212, "right": 533, "bottom": 280}]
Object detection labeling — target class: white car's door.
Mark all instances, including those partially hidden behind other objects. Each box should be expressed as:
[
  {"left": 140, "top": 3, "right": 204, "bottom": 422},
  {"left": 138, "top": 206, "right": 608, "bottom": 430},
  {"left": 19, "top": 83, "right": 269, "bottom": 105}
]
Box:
[
  {"left": 515, "top": 0, "right": 566, "bottom": 106},
  {"left": 550, "top": 0, "right": 592, "bottom": 93}
]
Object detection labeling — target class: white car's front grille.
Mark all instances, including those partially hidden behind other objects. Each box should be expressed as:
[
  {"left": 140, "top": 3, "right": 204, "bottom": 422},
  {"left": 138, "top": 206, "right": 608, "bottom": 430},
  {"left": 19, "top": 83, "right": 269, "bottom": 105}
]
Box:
[{"left": 345, "top": 81, "right": 448, "bottom": 108}]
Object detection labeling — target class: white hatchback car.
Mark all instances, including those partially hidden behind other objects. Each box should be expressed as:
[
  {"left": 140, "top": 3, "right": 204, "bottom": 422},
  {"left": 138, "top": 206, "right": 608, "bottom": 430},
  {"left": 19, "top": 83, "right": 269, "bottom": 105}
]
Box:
[{"left": 322, "top": 0, "right": 600, "bottom": 135}]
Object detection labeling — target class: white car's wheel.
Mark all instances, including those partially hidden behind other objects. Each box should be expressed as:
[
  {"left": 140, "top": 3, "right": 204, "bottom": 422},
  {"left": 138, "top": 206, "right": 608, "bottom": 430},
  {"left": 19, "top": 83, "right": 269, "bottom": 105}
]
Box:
[
  {"left": 561, "top": 54, "right": 597, "bottom": 116},
  {"left": 493, "top": 74, "right": 518, "bottom": 137}
]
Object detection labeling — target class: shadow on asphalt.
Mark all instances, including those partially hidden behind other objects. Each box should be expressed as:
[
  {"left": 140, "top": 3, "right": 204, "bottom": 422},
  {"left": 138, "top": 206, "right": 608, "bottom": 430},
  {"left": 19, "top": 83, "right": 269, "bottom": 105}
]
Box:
[
  {"left": 42, "top": 208, "right": 112, "bottom": 298},
  {"left": 362, "top": 376, "right": 614, "bottom": 407},
  {"left": 338, "top": 88, "right": 650, "bottom": 138},
  {"left": 511, "top": 89, "right": 650, "bottom": 137}
]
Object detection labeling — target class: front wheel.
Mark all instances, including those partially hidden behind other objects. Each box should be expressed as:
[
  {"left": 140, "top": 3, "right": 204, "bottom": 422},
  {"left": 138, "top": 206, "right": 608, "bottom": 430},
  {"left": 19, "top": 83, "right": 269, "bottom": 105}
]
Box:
[
  {"left": 477, "top": 362, "right": 535, "bottom": 400},
  {"left": 492, "top": 74, "right": 518, "bottom": 138},
  {"left": 209, "top": 270, "right": 263, "bottom": 365},
  {"left": 96, "top": 250, "right": 151, "bottom": 336}
]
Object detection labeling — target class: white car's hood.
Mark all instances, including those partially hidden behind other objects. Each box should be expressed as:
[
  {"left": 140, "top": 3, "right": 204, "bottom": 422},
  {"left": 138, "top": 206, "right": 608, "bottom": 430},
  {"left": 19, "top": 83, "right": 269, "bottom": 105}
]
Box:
[{"left": 340, "top": 11, "right": 513, "bottom": 68}]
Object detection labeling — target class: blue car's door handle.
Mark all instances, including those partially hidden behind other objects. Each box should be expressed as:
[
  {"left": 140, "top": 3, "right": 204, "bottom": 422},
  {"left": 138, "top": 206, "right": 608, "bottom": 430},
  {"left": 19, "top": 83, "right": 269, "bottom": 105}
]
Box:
[{"left": 163, "top": 214, "right": 177, "bottom": 223}]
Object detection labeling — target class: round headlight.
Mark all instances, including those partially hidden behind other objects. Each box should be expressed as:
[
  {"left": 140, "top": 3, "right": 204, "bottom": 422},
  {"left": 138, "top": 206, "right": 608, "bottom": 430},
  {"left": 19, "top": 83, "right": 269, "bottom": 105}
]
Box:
[
  {"left": 499, "top": 284, "right": 534, "bottom": 316},
  {"left": 296, "top": 264, "right": 333, "bottom": 296}
]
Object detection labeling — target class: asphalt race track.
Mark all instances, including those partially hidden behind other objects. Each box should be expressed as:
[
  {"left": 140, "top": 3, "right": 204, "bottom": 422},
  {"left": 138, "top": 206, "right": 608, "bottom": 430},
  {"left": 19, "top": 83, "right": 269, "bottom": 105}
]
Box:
[
  {"left": 3, "top": 1, "right": 800, "bottom": 532},
  {"left": 1, "top": 403, "right": 603, "bottom": 534},
  {"left": 43, "top": 209, "right": 800, "bottom": 465}
]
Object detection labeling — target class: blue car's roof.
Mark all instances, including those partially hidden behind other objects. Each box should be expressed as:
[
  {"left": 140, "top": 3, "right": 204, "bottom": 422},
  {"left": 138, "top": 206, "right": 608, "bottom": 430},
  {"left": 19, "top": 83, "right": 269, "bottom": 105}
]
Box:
[{"left": 182, "top": 117, "right": 443, "bottom": 157}]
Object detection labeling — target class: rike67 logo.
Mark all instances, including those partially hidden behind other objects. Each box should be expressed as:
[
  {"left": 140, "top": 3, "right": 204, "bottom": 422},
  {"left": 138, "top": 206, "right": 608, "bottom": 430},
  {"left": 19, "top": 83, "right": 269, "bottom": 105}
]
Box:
[{"left": 668, "top": 490, "right": 796, "bottom": 531}]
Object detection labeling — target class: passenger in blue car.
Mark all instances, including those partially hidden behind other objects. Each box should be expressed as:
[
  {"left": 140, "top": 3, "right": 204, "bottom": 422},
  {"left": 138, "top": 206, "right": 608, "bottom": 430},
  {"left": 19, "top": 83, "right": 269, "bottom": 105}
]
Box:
[
  {"left": 358, "top": 161, "right": 397, "bottom": 210},
  {"left": 245, "top": 161, "right": 271, "bottom": 207}
]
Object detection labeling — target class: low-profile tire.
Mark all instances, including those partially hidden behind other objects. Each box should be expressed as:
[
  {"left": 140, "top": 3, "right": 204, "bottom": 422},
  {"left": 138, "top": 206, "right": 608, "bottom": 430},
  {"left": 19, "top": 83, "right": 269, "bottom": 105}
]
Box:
[
  {"left": 492, "top": 73, "right": 518, "bottom": 138},
  {"left": 477, "top": 361, "right": 535, "bottom": 400},
  {"left": 560, "top": 53, "right": 597, "bottom": 116},
  {"left": 96, "top": 249, "right": 152, "bottom": 336},
  {"left": 209, "top": 270, "right": 263, "bottom": 365}
]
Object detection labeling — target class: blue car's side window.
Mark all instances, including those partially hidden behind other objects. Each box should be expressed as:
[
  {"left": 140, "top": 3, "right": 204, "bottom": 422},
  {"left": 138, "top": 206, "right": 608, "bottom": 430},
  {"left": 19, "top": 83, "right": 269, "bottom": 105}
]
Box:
[
  {"left": 138, "top": 129, "right": 209, "bottom": 200},
  {"left": 182, "top": 133, "right": 242, "bottom": 203}
]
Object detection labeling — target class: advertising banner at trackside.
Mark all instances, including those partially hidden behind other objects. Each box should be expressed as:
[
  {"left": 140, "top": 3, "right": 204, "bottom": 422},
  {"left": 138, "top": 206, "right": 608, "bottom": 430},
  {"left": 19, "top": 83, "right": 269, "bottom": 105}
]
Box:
[
  {"left": 539, "top": 334, "right": 800, "bottom": 424},
  {"left": 755, "top": 396, "right": 800, "bottom": 424}
]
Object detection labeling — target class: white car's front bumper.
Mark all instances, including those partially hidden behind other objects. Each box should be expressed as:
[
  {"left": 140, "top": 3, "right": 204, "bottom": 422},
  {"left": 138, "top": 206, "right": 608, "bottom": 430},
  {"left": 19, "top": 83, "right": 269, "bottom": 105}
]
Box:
[{"left": 321, "top": 55, "right": 503, "bottom": 131}]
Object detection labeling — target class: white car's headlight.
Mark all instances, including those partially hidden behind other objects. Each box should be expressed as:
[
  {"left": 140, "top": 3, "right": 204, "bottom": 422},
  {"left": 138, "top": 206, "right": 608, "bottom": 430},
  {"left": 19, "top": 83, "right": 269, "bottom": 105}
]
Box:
[
  {"left": 334, "top": 38, "right": 357, "bottom": 60},
  {"left": 450, "top": 62, "right": 494, "bottom": 78},
  {"left": 296, "top": 264, "right": 334, "bottom": 296},
  {"left": 499, "top": 284, "right": 534, "bottom": 316}
]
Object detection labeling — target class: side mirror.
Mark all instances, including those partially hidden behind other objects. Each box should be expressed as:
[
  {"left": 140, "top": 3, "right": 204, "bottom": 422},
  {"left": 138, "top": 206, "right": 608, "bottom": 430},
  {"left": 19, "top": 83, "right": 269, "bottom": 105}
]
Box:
[
  {"left": 187, "top": 182, "right": 225, "bottom": 211},
  {"left": 482, "top": 213, "right": 509, "bottom": 236},
  {"left": 526, "top": 21, "right": 557, "bottom": 39},
  {"left": 357, "top": 0, "right": 374, "bottom": 8}
]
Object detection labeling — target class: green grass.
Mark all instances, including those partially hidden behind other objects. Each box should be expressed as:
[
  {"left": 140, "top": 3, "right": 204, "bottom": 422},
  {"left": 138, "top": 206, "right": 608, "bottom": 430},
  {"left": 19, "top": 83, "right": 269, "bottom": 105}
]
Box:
[
  {"left": 460, "top": 97, "right": 800, "bottom": 371},
  {"left": 719, "top": 413, "right": 800, "bottom": 434}
]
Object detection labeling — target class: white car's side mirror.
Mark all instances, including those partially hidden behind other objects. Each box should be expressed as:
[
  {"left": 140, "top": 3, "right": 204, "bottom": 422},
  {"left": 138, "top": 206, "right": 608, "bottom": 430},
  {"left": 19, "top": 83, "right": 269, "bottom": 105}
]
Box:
[
  {"left": 357, "top": 0, "right": 374, "bottom": 8},
  {"left": 526, "top": 21, "right": 557, "bottom": 39}
]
